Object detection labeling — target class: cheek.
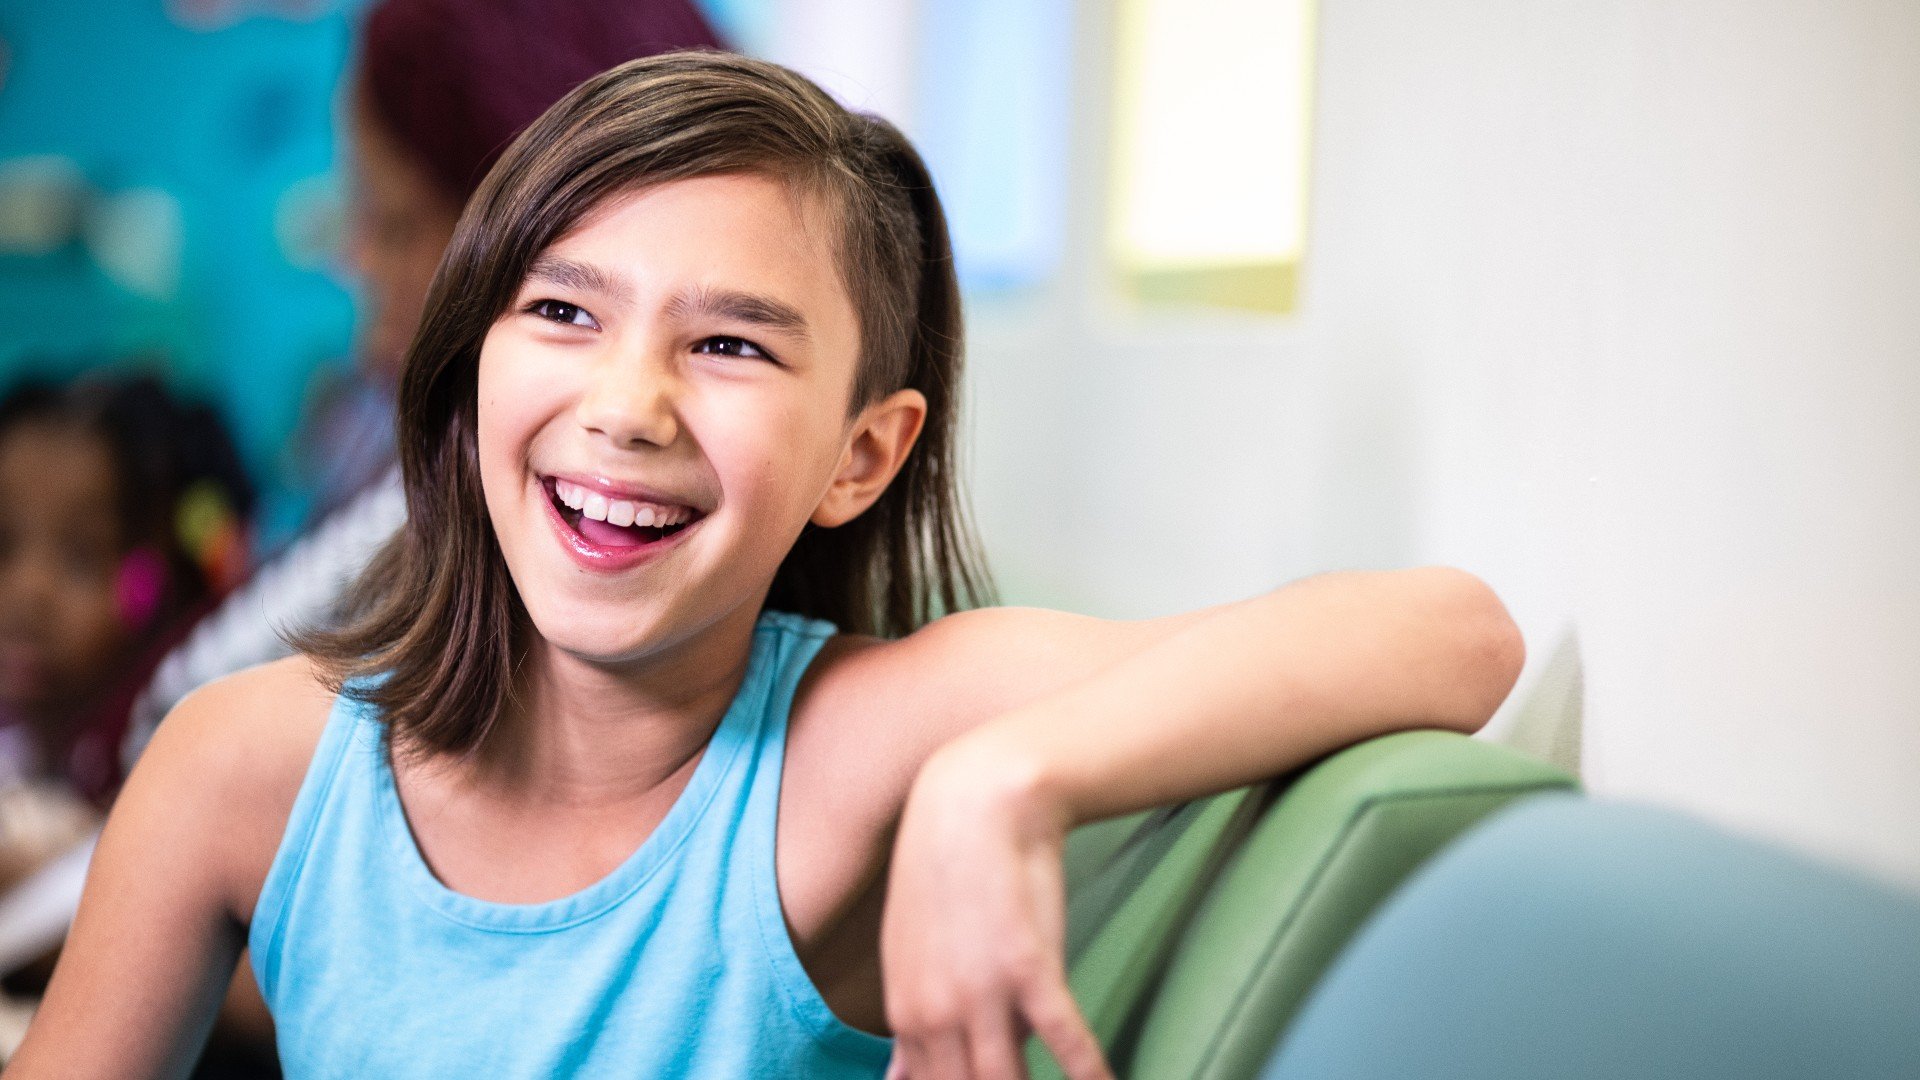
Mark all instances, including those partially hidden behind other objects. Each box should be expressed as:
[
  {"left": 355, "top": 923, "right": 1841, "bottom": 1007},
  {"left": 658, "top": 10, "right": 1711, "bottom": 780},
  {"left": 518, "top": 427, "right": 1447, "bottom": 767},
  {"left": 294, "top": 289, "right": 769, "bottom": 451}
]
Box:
[
  {"left": 708, "top": 395, "right": 851, "bottom": 525},
  {"left": 374, "top": 270, "right": 427, "bottom": 327},
  {"left": 475, "top": 337, "right": 559, "bottom": 480},
  {"left": 52, "top": 586, "right": 128, "bottom": 673},
  {"left": 474, "top": 345, "right": 549, "bottom": 561}
]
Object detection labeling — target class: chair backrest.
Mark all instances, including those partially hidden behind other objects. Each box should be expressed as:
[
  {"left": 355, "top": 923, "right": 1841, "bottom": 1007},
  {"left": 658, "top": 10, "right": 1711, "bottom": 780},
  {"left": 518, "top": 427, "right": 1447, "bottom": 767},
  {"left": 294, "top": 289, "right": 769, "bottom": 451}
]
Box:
[
  {"left": 1261, "top": 795, "right": 1920, "bottom": 1080},
  {"left": 1030, "top": 730, "right": 1578, "bottom": 1079},
  {"left": 1044, "top": 788, "right": 1268, "bottom": 1064}
]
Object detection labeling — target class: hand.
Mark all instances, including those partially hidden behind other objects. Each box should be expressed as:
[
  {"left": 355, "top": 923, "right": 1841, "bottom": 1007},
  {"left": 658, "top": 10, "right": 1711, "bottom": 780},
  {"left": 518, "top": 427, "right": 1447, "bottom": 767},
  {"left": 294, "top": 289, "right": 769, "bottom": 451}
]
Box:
[{"left": 879, "top": 734, "right": 1116, "bottom": 1080}]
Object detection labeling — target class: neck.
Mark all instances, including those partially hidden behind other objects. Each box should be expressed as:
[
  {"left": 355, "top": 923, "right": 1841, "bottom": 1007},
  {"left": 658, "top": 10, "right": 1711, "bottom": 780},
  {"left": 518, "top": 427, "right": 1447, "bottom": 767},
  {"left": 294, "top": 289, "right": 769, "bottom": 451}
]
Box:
[{"left": 466, "top": 603, "right": 764, "bottom": 809}]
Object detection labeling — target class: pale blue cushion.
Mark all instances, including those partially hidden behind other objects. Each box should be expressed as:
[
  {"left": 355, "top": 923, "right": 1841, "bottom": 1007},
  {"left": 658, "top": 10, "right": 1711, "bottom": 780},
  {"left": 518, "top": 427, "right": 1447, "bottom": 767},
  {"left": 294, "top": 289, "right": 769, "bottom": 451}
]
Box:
[{"left": 1264, "top": 794, "right": 1920, "bottom": 1080}]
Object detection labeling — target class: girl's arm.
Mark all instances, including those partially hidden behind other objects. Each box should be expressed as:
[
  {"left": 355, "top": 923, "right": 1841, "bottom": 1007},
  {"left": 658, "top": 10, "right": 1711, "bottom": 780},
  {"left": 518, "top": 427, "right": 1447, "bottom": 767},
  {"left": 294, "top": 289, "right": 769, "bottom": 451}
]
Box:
[
  {"left": 5, "top": 661, "right": 325, "bottom": 1079},
  {"left": 923, "top": 565, "right": 1521, "bottom": 820},
  {"left": 876, "top": 566, "right": 1524, "bottom": 1080}
]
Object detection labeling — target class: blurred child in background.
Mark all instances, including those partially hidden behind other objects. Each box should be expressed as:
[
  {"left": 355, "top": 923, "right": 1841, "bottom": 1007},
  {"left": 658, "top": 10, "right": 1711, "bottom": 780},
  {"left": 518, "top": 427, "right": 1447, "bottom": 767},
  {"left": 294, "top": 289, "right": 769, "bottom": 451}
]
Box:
[{"left": 0, "top": 372, "right": 251, "bottom": 892}]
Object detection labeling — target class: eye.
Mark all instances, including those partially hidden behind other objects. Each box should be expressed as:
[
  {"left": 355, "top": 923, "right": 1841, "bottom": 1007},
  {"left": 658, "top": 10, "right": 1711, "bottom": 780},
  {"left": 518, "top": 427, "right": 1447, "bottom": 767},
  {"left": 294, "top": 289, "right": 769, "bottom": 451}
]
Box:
[
  {"left": 526, "top": 299, "right": 601, "bottom": 330},
  {"left": 693, "top": 336, "right": 775, "bottom": 362}
]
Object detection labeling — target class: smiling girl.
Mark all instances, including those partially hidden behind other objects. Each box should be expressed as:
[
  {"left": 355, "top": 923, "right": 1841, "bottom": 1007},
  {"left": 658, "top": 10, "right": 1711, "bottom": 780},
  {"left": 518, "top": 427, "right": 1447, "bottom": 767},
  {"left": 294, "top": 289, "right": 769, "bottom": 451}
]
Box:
[{"left": 7, "top": 53, "right": 1523, "bottom": 1079}]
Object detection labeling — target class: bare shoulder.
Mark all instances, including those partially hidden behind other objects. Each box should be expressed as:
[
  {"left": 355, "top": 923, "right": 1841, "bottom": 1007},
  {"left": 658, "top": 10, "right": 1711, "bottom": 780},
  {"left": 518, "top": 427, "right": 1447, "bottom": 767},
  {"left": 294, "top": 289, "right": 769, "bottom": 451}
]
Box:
[
  {"left": 128, "top": 654, "right": 338, "bottom": 917},
  {"left": 142, "top": 654, "right": 334, "bottom": 791}
]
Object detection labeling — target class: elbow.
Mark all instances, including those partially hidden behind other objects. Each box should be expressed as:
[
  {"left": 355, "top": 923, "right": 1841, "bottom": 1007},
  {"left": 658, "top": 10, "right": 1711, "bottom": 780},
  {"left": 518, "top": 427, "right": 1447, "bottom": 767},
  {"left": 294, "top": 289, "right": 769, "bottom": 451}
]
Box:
[{"left": 1417, "top": 566, "right": 1526, "bottom": 734}]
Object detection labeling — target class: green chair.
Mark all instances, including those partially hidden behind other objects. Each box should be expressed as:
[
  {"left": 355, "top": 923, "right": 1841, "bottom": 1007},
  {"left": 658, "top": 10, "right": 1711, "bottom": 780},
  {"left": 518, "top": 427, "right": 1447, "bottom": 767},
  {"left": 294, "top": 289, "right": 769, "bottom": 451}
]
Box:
[{"left": 1031, "top": 730, "right": 1577, "bottom": 1079}]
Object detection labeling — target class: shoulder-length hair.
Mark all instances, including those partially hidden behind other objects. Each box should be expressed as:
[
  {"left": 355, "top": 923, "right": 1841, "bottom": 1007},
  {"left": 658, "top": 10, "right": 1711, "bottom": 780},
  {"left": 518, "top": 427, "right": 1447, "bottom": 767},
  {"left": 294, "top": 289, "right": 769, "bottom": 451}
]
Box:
[{"left": 302, "top": 50, "right": 994, "bottom": 757}]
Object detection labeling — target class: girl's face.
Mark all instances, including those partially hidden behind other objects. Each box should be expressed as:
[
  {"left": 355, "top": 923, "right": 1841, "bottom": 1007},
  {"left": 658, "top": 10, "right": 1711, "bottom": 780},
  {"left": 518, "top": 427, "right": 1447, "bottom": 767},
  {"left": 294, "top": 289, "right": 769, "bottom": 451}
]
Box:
[
  {"left": 476, "top": 172, "right": 919, "bottom": 667},
  {"left": 0, "top": 424, "right": 130, "bottom": 718}
]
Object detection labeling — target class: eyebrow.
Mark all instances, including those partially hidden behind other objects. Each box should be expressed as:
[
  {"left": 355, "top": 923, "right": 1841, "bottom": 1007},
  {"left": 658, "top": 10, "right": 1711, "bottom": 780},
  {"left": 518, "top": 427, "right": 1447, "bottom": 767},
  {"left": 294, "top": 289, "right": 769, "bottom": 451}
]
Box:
[
  {"left": 522, "top": 258, "right": 813, "bottom": 344},
  {"left": 524, "top": 256, "right": 634, "bottom": 306},
  {"left": 665, "top": 284, "right": 812, "bottom": 343}
]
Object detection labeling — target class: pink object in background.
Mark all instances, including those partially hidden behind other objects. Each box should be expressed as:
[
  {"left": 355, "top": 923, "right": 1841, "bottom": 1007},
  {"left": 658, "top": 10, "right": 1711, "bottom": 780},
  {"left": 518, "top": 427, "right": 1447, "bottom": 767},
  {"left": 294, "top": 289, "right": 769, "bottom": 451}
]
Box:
[{"left": 114, "top": 548, "right": 167, "bottom": 632}]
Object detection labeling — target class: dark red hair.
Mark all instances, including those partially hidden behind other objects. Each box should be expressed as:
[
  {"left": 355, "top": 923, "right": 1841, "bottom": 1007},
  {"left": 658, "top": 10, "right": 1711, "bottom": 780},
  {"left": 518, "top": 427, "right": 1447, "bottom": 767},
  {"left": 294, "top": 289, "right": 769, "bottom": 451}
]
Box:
[{"left": 358, "top": 0, "right": 725, "bottom": 201}]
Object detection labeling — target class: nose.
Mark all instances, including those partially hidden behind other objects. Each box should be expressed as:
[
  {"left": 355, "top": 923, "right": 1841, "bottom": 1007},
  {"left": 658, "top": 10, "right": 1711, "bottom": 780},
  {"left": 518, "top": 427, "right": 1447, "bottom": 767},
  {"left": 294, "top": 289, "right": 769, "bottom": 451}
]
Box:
[{"left": 574, "top": 349, "right": 682, "bottom": 450}]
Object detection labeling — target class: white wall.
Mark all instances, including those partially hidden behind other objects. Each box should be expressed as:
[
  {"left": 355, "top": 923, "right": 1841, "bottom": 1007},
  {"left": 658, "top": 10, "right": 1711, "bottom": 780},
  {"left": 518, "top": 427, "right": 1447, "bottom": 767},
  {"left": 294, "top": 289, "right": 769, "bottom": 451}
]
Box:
[{"left": 964, "top": 0, "right": 1920, "bottom": 890}]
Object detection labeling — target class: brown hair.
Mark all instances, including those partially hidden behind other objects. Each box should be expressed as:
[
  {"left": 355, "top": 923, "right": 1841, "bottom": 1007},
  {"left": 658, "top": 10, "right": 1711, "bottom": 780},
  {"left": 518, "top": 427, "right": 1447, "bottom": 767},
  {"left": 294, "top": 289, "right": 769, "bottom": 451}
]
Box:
[{"left": 301, "top": 50, "right": 995, "bottom": 757}]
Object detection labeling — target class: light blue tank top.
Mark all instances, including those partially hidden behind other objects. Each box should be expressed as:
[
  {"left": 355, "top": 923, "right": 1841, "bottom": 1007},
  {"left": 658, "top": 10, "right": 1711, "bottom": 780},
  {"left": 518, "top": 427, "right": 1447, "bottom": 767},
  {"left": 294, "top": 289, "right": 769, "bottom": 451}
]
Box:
[{"left": 250, "top": 610, "right": 894, "bottom": 1077}]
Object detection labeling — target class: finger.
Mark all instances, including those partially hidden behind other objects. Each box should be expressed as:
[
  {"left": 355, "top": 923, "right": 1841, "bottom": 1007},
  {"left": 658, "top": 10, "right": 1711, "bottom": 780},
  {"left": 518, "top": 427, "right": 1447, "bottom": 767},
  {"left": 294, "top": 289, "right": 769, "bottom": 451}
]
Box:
[
  {"left": 902, "top": 1028, "right": 973, "bottom": 1080},
  {"left": 965, "top": 1006, "right": 1027, "bottom": 1080},
  {"left": 1021, "top": 983, "right": 1114, "bottom": 1080}
]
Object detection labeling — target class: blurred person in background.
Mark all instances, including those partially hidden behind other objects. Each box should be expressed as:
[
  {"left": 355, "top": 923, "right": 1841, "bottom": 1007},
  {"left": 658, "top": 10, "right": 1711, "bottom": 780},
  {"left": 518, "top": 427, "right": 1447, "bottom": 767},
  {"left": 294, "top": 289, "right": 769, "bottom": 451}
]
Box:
[
  {"left": 121, "top": 0, "right": 725, "bottom": 764},
  {"left": 0, "top": 371, "right": 257, "bottom": 1070},
  {"left": 0, "top": 371, "right": 253, "bottom": 888}
]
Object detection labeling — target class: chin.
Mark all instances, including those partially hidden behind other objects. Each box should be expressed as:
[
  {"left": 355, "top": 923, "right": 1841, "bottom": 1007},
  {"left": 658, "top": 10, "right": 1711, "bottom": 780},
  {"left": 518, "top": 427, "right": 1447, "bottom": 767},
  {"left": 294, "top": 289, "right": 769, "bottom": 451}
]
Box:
[{"left": 520, "top": 592, "right": 670, "bottom": 666}]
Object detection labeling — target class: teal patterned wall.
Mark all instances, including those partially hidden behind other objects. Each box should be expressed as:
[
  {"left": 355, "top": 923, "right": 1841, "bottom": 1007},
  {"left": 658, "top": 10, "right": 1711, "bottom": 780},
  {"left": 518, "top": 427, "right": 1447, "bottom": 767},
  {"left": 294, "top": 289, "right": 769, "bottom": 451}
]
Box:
[{"left": 0, "top": 0, "right": 362, "bottom": 542}]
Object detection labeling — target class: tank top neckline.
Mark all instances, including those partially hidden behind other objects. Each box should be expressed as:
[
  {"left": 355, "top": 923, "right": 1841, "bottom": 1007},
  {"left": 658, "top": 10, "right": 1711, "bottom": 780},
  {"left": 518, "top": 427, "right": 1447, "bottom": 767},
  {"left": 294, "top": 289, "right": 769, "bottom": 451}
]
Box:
[{"left": 367, "top": 612, "right": 792, "bottom": 934}]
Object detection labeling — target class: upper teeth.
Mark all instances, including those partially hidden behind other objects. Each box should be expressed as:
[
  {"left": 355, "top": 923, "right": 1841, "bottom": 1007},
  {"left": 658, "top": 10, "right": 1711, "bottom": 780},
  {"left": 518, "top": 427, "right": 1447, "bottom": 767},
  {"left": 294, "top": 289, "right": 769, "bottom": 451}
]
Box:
[{"left": 552, "top": 478, "right": 693, "bottom": 528}]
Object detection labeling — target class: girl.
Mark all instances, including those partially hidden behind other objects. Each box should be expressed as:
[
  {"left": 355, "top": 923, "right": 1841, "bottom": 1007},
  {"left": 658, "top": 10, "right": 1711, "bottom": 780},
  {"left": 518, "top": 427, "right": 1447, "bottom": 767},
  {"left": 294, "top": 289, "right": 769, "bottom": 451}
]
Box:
[
  {"left": 7, "top": 53, "right": 1522, "bottom": 1079},
  {"left": 0, "top": 373, "right": 252, "bottom": 881}
]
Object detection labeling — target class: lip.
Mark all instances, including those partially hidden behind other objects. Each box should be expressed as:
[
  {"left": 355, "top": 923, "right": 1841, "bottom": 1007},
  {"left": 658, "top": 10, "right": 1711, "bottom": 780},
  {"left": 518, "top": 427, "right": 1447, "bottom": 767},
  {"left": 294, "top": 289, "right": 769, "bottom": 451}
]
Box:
[{"left": 538, "top": 476, "right": 702, "bottom": 574}]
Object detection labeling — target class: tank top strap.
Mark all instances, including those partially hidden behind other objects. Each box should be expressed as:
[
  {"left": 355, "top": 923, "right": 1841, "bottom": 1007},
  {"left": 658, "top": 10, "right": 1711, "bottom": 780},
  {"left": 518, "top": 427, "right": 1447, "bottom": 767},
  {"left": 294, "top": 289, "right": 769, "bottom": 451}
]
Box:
[
  {"left": 736, "top": 610, "right": 836, "bottom": 857},
  {"left": 734, "top": 609, "right": 835, "bottom": 883},
  {"left": 732, "top": 611, "right": 892, "bottom": 1062},
  {"left": 249, "top": 676, "right": 382, "bottom": 993}
]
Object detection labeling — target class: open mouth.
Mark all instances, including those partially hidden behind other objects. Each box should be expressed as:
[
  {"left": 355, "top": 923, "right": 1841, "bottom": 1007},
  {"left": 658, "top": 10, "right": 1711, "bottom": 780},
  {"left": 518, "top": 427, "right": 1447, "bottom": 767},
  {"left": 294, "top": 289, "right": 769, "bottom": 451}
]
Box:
[{"left": 543, "top": 476, "right": 703, "bottom": 551}]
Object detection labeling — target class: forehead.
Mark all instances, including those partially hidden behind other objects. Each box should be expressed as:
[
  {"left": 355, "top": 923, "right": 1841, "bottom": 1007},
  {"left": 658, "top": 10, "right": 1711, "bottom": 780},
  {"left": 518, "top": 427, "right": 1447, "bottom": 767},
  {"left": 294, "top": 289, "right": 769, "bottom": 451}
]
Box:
[
  {"left": 0, "top": 421, "right": 113, "bottom": 480},
  {"left": 0, "top": 423, "right": 119, "bottom": 525},
  {"left": 545, "top": 174, "right": 855, "bottom": 333}
]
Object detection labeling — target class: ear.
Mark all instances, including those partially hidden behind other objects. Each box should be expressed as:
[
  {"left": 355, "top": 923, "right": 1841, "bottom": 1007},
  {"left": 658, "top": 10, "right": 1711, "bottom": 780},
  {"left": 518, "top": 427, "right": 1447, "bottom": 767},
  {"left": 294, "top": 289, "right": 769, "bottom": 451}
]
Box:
[{"left": 811, "top": 388, "right": 928, "bottom": 528}]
